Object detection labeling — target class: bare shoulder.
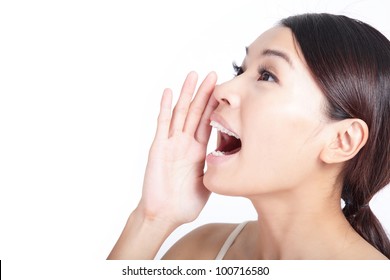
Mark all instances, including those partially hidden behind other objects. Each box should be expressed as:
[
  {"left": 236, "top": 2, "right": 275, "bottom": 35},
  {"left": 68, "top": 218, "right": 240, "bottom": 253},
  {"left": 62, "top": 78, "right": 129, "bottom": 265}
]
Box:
[
  {"left": 162, "top": 223, "right": 238, "bottom": 260},
  {"left": 340, "top": 235, "right": 389, "bottom": 260},
  {"left": 350, "top": 243, "right": 388, "bottom": 260}
]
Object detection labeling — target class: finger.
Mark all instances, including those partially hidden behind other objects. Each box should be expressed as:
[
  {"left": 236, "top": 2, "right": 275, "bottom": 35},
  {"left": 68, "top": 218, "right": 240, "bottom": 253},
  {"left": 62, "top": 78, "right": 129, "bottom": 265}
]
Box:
[
  {"left": 169, "top": 72, "right": 198, "bottom": 136},
  {"left": 195, "top": 94, "right": 219, "bottom": 145},
  {"left": 155, "top": 88, "right": 173, "bottom": 139},
  {"left": 183, "top": 71, "right": 218, "bottom": 136}
]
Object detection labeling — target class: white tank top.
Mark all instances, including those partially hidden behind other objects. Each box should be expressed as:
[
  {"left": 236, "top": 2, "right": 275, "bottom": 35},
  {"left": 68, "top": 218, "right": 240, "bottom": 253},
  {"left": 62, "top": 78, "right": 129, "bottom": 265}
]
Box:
[{"left": 215, "top": 221, "right": 249, "bottom": 260}]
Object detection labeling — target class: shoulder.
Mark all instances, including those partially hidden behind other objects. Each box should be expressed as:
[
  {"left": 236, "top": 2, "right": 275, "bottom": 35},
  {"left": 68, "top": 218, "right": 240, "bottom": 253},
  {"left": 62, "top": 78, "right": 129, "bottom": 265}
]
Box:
[
  {"left": 337, "top": 231, "right": 389, "bottom": 260},
  {"left": 162, "top": 223, "right": 238, "bottom": 260},
  {"left": 345, "top": 240, "right": 389, "bottom": 260}
]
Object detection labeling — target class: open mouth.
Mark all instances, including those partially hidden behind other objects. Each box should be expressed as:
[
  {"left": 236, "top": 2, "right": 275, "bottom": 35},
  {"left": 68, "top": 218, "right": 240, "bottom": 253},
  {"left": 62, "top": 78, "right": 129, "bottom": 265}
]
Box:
[{"left": 210, "top": 120, "right": 242, "bottom": 156}]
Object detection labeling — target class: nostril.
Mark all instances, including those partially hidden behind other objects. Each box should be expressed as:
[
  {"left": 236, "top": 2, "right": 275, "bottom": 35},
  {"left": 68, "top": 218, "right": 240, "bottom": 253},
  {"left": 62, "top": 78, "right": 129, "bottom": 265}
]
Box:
[{"left": 221, "top": 98, "right": 230, "bottom": 105}]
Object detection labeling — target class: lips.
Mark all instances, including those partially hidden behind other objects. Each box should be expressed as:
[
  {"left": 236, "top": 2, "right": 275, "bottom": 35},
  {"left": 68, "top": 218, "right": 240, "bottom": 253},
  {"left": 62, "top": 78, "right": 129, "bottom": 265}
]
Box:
[{"left": 209, "top": 115, "right": 242, "bottom": 156}]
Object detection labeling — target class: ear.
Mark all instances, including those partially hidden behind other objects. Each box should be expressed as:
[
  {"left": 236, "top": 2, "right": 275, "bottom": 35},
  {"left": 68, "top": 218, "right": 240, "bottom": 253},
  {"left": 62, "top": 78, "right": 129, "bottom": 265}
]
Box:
[{"left": 320, "top": 119, "right": 369, "bottom": 164}]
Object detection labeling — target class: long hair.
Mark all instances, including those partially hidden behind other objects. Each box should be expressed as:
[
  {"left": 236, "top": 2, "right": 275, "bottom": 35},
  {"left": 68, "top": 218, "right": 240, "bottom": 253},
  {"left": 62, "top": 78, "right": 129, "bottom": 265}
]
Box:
[{"left": 281, "top": 13, "right": 390, "bottom": 258}]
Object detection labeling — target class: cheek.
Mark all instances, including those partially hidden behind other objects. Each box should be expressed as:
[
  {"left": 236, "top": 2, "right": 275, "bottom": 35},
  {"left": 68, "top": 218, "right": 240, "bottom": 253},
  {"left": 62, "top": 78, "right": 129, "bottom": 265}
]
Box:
[{"left": 238, "top": 104, "right": 323, "bottom": 189}]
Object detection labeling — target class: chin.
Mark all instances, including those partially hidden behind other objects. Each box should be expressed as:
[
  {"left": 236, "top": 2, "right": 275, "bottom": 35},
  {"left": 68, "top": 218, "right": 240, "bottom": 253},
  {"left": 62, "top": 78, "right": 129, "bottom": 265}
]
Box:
[
  {"left": 203, "top": 169, "right": 215, "bottom": 189},
  {"left": 203, "top": 169, "right": 226, "bottom": 194},
  {"left": 203, "top": 169, "right": 243, "bottom": 196}
]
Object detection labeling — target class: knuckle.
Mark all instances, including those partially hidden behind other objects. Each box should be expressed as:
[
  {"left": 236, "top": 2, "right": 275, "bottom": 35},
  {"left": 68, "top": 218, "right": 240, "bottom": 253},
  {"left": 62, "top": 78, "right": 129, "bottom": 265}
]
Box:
[
  {"left": 190, "top": 105, "right": 204, "bottom": 116},
  {"left": 173, "top": 106, "right": 188, "bottom": 115}
]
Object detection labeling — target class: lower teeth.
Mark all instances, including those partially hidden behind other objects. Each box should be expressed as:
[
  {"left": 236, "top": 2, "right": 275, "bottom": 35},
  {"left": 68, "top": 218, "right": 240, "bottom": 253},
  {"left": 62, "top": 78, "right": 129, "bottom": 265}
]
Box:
[{"left": 211, "top": 150, "right": 225, "bottom": 156}]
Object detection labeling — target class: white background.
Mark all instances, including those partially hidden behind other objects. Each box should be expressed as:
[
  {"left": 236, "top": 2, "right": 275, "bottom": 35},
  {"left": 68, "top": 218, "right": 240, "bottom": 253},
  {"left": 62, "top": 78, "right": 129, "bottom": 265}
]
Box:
[{"left": 1, "top": 0, "right": 389, "bottom": 270}]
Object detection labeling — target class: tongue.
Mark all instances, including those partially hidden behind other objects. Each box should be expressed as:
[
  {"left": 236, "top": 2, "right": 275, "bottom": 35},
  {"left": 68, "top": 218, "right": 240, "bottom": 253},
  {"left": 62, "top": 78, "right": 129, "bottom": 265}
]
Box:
[{"left": 224, "top": 146, "right": 241, "bottom": 155}]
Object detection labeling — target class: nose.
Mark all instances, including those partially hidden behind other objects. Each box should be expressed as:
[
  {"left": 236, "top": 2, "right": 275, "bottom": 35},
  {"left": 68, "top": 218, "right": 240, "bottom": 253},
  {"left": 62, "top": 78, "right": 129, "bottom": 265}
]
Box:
[{"left": 213, "top": 78, "right": 241, "bottom": 108}]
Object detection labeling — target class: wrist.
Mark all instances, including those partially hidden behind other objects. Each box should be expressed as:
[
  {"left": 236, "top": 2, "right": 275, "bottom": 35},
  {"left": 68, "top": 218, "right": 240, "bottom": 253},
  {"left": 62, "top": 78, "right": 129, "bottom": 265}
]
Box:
[
  {"left": 132, "top": 205, "right": 180, "bottom": 232},
  {"left": 107, "top": 207, "right": 179, "bottom": 260}
]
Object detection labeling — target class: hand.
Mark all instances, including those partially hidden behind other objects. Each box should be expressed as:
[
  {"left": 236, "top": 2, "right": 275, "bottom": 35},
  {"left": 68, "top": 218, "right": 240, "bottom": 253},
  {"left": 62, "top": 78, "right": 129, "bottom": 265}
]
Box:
[{"left": 137, "top": 71, "right": 218, "bottom": 226}]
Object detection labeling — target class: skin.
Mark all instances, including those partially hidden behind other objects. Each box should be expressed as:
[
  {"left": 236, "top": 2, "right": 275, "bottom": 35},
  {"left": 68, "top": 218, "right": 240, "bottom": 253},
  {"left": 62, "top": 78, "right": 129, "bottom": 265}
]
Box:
[{"left": 108, "top": 26, "right": 387, "bottom": 260}]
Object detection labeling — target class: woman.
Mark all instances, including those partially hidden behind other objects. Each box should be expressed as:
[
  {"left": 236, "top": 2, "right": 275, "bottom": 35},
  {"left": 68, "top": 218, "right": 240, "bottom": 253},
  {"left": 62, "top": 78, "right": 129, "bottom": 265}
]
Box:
[{"left": 108, "top": 13, "right": 390, "bottom": 260}]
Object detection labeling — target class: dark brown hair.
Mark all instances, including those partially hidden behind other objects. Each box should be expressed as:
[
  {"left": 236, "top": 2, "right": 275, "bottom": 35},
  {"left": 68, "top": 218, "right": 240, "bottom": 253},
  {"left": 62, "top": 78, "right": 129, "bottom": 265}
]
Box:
[{"left": 281, "top": 13, "right": 390, "bottom": 258}]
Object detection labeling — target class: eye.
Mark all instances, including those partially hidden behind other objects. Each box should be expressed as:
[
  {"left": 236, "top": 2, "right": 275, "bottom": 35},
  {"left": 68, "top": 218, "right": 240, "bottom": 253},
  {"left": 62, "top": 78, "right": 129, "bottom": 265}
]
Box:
[
  {"left": 258, "top": 67, "right": 278, "bottom": 83},
  {"left": 232, "top": 62, "right": 244, "bottom": 76}
]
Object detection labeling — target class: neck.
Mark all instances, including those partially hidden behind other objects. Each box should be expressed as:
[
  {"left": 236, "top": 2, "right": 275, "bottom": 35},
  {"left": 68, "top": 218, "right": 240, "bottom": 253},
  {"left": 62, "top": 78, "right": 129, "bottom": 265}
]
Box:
[{"left": 249, "top": 191, "right": 356, "bottom": 259}]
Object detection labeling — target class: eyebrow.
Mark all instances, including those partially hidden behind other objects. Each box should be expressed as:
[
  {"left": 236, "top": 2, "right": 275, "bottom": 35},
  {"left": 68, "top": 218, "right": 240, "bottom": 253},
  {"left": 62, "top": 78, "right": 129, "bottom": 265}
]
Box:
[{"left": 245, "top": 47, "right": 293, "bottom": 68}]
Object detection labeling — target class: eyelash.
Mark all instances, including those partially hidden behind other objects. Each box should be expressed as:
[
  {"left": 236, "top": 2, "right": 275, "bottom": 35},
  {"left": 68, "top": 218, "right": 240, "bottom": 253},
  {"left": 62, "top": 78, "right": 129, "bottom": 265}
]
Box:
[
  {"left": 233, "top": 62, "right": 244, "bottom": 76},
  {"left": 232, "top": 62, "right": 278, "bottom": 83}
]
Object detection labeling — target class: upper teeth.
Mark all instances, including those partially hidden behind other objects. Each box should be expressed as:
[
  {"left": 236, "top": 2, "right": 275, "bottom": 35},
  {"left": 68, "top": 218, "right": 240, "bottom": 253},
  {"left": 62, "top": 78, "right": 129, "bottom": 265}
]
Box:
[{"left": 210, "top": 121, "right": 240, "bottom": 139}]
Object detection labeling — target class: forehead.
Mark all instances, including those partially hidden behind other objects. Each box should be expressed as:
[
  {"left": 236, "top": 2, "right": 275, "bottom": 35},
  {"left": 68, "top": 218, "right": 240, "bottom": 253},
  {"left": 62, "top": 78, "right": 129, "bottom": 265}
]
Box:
[{"left": 247, "top": 26, "right": 304, "bottom": 65}]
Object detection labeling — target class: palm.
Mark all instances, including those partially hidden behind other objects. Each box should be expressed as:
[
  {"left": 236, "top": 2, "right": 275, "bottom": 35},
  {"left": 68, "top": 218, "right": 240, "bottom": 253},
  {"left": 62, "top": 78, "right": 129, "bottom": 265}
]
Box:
[{"left": 139, "top": 72, "right": 218, "bottom": 225}]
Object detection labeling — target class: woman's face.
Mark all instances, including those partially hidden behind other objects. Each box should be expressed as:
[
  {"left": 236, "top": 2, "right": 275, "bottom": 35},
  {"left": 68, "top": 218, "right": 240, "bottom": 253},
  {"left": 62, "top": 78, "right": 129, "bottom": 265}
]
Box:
[{"left": 204, "top": 26, "right": 330, "bottom": 196}]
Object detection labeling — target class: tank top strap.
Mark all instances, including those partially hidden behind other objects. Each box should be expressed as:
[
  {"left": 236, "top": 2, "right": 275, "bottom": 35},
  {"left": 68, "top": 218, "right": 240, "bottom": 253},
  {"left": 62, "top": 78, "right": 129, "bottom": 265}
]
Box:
[{"left": 215, "top": 221, "right": 249, "bottom": 260}]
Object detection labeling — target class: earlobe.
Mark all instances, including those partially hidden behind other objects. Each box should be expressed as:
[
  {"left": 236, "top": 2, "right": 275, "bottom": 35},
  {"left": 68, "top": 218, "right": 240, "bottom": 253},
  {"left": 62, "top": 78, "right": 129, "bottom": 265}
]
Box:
[{"left": 320, "top": 119, "right": 368, "bottom": 164}]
